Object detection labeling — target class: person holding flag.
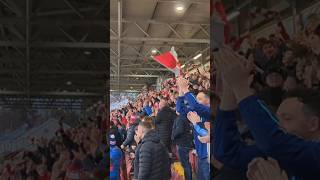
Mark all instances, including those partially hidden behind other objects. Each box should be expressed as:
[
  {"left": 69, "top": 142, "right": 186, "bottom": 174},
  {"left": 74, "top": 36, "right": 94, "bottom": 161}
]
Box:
[{"left": 152, "top": 47, "right": 182, "bottom": 77}]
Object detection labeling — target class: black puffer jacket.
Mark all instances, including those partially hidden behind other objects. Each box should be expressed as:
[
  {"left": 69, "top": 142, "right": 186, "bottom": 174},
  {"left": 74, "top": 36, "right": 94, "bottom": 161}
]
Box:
[
  {"left": 134, "top": 130, "right": 171, "bottom": 180},
  {"left": 122, "top": 122, "right": 138, "bottom": 147},
  {"left": 154, "top": 106, "right": 177, "bottom": 150},
  {"left": 171, "top": 115, "right": 194, "bottom": 148}
]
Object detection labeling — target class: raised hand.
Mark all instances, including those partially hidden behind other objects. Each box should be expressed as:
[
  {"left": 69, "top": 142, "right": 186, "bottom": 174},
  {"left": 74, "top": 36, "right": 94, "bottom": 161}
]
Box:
[
  {"left": 176, "top": 77, "right": 189, "bottom": 94},
  {"left": 187, "top": 111, "right": 201, "bottom": 125},
  {"left": 215, "top": 47, "right": 253, "bottom": 102},
  {"left": 198, "top": 135, "right": 210, "bottom": 143}
]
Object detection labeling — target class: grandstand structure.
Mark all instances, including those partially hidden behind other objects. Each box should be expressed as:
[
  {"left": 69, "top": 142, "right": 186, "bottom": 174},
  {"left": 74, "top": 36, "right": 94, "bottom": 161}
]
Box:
[
  {"left": 0, "top": 0, "right": 107, "bottom": 110},
  {"left": 110, "top": 0, "right": 210, "bottom": 93},
  {"left": 222, "top": 0, "right": 320, "bottom": 38}
]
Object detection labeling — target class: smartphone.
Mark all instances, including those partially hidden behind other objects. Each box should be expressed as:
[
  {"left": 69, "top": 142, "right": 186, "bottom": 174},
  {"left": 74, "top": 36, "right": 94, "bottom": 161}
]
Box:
[{"left": 212, "top": 13, "right": 225, "bottom": 50}]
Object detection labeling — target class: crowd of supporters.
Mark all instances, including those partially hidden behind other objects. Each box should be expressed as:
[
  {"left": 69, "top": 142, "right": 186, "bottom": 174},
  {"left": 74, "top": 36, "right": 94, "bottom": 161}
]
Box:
[
  {"left": 0, "top": 109, "right": 108, "bottom": 180},
  {"left": 109, "top": 66, "right": 212, "bottom": 180},
  {"left": 110, "top": 11, "right": 320, "bottom": 180},
  {"left": 213, "top": 13, "right": 320, "bottom": 180}
]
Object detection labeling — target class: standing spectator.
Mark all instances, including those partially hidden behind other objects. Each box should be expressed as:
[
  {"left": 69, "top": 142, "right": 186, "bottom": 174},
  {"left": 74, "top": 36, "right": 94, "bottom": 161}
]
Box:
[
  {"left": 177, "top": 77, "right": 211, "bottom": 180},
  {"left": 133, "top": 121, "right": 171, "bottom": 180},
  {"left": 110, "top": 134, "right": 122, "bottom": 180},
  {"left": 109, "top": 121, "right": 123, "bottom": 148},
  {"left": 154, "top": 98, "right": 177, "bottom": 152},
  {"left": 121, "top": 117, "right": 138, "bottom": 149},
  {"left": 142, "top": 101, "right": 153, "bottom": 116},
  {"left": 171, "top": 115, "right": 193, "bottom": 180}
]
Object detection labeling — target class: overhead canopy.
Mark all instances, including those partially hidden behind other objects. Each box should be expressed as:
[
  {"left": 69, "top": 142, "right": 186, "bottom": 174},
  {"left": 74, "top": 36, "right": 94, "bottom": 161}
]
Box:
[
  {"left": 0, "top": 0, "right": 107, "bottom": 109},
  {"left": 110, "top": 0, "right": 210, "bottom": 92}
]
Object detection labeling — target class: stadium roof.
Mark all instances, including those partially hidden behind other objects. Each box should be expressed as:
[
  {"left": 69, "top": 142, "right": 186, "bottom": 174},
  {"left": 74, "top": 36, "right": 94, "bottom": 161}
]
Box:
[
  {"left": 110, "top": 0, "right": 210, "bottom": 92},
  {"left": 0, "top": 0, "right": 107, "bottom": 109}
]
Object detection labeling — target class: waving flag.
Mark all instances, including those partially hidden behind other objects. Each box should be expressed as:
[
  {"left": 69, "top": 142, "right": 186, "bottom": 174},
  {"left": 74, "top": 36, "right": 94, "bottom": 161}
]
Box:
[
  {"left": 152, "top": 47, "right": 181, "bottom": 77},
  {"left": 213, "top": 0, "right": 231, "bottom": 43}
]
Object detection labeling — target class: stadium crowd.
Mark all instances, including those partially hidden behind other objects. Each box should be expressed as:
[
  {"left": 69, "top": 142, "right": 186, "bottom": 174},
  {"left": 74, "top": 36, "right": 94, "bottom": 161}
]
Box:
[
  {"left": 109, "top": 66, "right": 212, "bottom": 180},
  {"left": 213, "top": 13, "right": 320, "bottom": 180},
  {"left": 0, "top": 108, "right": 108, "bottom": 180},
  {"left": 110, "top": 11, "right": 320, "bottom": 180},
  {"left": 2, "top": 7, "right": 320, "bottom": 180}
]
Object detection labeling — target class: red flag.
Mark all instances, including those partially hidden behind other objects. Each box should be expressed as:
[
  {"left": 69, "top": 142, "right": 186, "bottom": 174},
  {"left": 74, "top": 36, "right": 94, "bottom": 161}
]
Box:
[
  {"left": 153, "top": 52, "right": 177, "bottom": 70},
  {"left": 213, "top": 1, "right": 231, "bottom": 43}
]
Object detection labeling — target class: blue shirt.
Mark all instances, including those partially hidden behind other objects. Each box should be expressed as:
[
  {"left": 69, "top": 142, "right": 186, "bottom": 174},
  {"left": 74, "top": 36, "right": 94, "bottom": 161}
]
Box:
[{"left": 214, "top": 95, "right": 320, "bottom": 179}]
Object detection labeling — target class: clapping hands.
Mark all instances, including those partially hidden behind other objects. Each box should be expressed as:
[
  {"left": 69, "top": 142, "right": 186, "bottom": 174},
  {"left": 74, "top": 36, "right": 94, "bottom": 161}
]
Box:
[
  {"left": 247, "top": 157, "right": 288, "bottom": 180},
  {"left": 187, "top": 111, "right": 201, "bottom": 125}
]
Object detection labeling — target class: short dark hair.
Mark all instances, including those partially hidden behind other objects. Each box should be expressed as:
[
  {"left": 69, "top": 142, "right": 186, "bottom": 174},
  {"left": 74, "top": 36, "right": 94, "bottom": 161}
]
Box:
[
  {"left": 144, "top": 116, "right": 155, "bottom": 129},
  {"left": 139, "top": 120, "right": 154, "bottom": 130},
  {"left": 284, "top": 89, "right": 320, "bottom": 118}
]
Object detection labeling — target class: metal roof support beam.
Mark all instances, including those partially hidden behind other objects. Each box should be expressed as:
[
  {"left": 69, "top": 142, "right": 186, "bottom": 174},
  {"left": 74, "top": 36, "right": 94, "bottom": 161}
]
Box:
[
  {"left": 199, "top": 25, "right": 209, "bottom": 38},
  {"left": 35, "top": 19, "right": 104, "bottom": 26},
  {"left": 58, "top": 25, "right": 77, "bottom": 42},
  {"left": 134, "top": 22, "right": 150, "bottom": 37},
  {"left": 0, "top": 0, "right": 23, "bottom": 16},
  {"left": 33, "top": 41, "right": 109, "bottom": 48},
  {"left": 110, "top": 18, "right": 209, "bottom": 26},
  {"left": 110, "top": 48, "right": 118, "bottom": 56},
  {"left": 0, "top": 41, "right": 109, "bottom": 48},
  {"left": 117, "top": 0, "right": 122, "bottom": 93},
  {"left": 35, "top": 7, "right": 99, "bottom": 16},
  {"left": 0, "top": 70, "right": 106, "bottom": 75},
  {"left": 110, "top": 42, "right": 205, "bottom": 48},
  {"left": 63, "top": 0, "right": 85, "bottom": 18},
  {"left": 26, "top": 0, "right": 30, "bottom": 108},
  {"left": 167, "top": 24, "right": 183, "bottom": 39},
  {"left": 34, "top": 70, "right": 106, "bottom": 75},
  {"left": 94, "top": 0, "right": 108, "bottom": 16},
  {"left": 110, "top": 28, "right": 117, "bottom": 36},
  {"left": 0, "top": 18, "right": 107, "bottom": 26},
  {"left": 80, "top": 33, "right": 89, "bottom": 42},
  {"left": 0, "top": 91, "right": 102, "bottom": 96},
  {"left": 110, "top": 36, "right": 209, "bottom": 44},
  {"left": 182, "top": 46, "right": 210, "bottom": 66},
  {"left": 129, "top": 46, "right": 144, "bottom": 57},
  {"left": 0, "top": 57, "right": 106, "bottom": 63},
  {"left": 6, "top": 26, "right": 25, "bottom": 40},
  {"left": 157, "top": 0, "right": 208, "bottom": 4},
  {"left": 110, "top": 55, "right": 187, "bottom": 61}
]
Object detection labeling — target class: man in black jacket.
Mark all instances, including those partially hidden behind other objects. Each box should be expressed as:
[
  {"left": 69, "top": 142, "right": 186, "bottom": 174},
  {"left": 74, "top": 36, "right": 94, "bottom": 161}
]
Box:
[
  {"left": 133, "top": 121, "right": 171, "bottom": 180},
  {"left": 154, "top": 99, "right": 177, "bottom": 152},
  {"left": 121, "top": 119, "right": 139, "bottom": 150},
  {"left": 171, "top": 115, "right": 193, "bottom": 180}
]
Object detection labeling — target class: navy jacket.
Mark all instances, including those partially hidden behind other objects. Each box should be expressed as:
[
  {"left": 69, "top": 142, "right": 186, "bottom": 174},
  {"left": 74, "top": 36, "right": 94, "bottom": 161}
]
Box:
[{"left": 214, "top": 95, "right": 320, "bottom": 180}]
